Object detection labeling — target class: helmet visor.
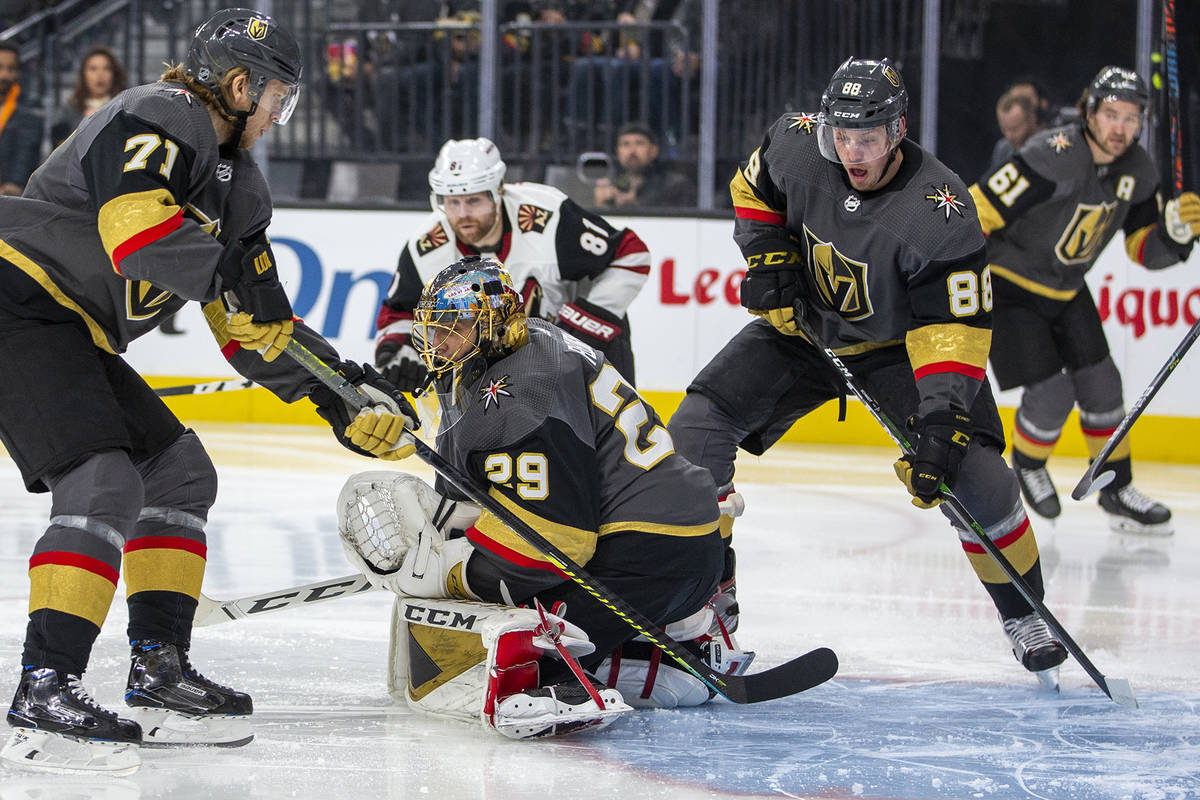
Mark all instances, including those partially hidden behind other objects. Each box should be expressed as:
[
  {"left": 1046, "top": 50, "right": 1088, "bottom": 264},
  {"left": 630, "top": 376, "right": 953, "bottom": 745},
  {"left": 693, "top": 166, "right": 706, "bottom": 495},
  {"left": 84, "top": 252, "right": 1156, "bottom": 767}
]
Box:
[
  {"left": 259, "top": 81, "right": 300, "bottom": 125},
  {"left": 816, "top": 120, "right": 901, "bottom": 165}
]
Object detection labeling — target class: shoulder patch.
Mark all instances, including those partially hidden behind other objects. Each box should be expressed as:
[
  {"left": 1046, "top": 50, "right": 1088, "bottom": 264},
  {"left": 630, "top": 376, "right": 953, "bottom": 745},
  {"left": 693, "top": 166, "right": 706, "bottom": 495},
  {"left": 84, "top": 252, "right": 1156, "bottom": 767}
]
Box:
[
  {"left": 164, "top": 86, "right": 195, "bottom": 105},
  {"left": 924, "top": 183, "right": 967, "bottom": 220},
  {"left": 417, "top": 222, "right": 450, "bottom": 256},
  {"left": 786, "top": 112, "right": 819, "bottom": 135},
  {"left": 517, "top": 204, "right": 553, "bottom": 233},
  {"left": 479, "top": 375, "right": 514, "bottom": 411},
  {"left": 1046, "top": 130, "right": 1073, "bottom": 154}
]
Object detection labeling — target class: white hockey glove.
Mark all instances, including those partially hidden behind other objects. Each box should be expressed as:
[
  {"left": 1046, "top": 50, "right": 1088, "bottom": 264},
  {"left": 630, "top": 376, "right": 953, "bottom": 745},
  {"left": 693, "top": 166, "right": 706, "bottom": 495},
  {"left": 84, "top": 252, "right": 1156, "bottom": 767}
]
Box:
[{"left": 1164, "top": 191, "right": 1200, "bottom": 244}]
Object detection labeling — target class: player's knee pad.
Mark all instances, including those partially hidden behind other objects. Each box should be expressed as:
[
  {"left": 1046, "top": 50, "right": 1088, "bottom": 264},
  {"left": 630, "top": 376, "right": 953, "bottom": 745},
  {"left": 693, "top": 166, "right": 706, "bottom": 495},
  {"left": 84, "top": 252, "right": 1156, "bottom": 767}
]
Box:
[
  {"left": 388, "top": 596, "right": 631, "bottom": 738},
  {"left": 46, "top": 449, "right": 145, "bottom": 544},
  {"left": 1071, "top": 355, "right": 1124, "bottom": 413},
  {"left": 1018, "top": 372, "right": 1075, "bottom": 430},
  {"left": 939, "top": 445, "right": 1021, "bottom": 528},
  {"left": 137, "top": 431, "right": 218, "bottom": 522},
  {"left": 336, "top": 471, "right": 481, "bottom": 598}
]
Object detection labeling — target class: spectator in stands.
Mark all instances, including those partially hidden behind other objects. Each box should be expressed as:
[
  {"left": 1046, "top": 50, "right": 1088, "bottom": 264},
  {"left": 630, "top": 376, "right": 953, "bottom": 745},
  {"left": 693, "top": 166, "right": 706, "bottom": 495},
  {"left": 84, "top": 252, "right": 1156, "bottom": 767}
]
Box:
[
  {"left": 50, "top": 45, "right": 128, "bottom": 149},
  {"left": 593, "top": 120, "right": 694, "bottom": 207},
  {"left": 0, "top": 39, "right": 42, "bottom": 196},
  {"left": 982, "top": 78, "right": 1053, "bottom": 176}
]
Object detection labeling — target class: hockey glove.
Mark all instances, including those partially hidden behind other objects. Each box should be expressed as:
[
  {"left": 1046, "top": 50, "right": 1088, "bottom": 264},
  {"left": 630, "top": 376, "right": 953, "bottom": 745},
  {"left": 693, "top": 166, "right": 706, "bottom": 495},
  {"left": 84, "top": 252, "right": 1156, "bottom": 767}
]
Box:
[
  {"left": 311, "top": 362, "right": 420, "bottom": 460},
  {"left": 555, "top": 297, "right": 624, "bottom": 353},
  {"left": 1164, "top": 191, "right": 1200, "bottom": 245},
  {"left": 375, "top": 337, "right": 430, "bottom": 394},
  {"left": 219, "top": 238, "right": 294, "bottom": 362},
  {"left": 892, "top": 410, "right": 972, "bottom": 509},
  {"left": 739, "top": 264, "right": 805, "bottom": 335}
]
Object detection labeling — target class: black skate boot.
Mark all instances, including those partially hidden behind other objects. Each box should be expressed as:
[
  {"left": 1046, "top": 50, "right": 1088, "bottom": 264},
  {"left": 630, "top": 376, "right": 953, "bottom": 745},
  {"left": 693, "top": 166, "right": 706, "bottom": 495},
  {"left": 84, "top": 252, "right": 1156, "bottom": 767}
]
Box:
[
  {"left": 1099, "top": 484, "right": 1173, "bottom": 536},
  {"left": 2, "top": 667, "right": 142, "bottom": 774},
  {"left": 124, "top": 640, "right": 253, "bottom": 747},
  {"left": 1001, "top": 613, "right": 1068, "bottom": 690},
  {"left": 1012, "top": 453, "right": 1061, "bottom": 520}
]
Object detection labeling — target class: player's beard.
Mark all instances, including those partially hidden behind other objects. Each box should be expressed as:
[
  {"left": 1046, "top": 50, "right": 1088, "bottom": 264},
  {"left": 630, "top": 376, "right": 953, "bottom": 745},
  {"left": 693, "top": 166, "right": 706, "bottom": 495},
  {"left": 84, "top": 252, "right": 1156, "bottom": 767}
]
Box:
[{"left": 451, "top": 207, "right": 501, "bottom": 247}]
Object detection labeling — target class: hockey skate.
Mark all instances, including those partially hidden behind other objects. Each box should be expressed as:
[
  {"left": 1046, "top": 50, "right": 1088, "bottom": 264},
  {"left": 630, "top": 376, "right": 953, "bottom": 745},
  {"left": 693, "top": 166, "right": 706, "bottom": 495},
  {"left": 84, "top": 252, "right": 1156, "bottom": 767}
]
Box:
[
  {"left": 124, "top": 641, "right": 253, "bottom": 747},
  {"left": 1012, "top": 456, "right": 1061, "bottom": 520},
  {"left": 2, "top": 667, "right": 142, "bottom": 775},
  {"left": 1099, "top": 484, "right": 1173, "bottom": 536},
  {"left": 492, "top": 678, "right": 631, "bottom": 739},
  {"left": 1001, "top": 613, "right": 1067, "bottom": 691}
]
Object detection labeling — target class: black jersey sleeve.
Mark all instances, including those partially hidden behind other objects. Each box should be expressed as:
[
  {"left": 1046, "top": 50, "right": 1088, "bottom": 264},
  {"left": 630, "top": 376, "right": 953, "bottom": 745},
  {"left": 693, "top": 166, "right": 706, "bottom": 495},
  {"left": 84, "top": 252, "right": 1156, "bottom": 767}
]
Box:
[
  {"left": 1123, "top": 189, "right": 1194, "bottom": 268},
  {"left": 968, "top": 154, "right": 1057, "bottom": 235},
  {"left": 730, "top": 122, "right": 804, "bottom": 264},
  {"left": 458, "top": 419, "right": 602, "bottom": 603},
  {"left": 552, "top": 197, "right": 639, "bottom": 281}
]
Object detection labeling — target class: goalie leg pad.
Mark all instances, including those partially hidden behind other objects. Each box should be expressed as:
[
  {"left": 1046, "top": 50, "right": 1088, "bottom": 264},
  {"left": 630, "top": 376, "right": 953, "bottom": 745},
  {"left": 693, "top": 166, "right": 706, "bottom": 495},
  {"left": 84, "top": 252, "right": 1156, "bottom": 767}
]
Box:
[{"left": 390, "top": 597, "right": 629, "bottom": 737}]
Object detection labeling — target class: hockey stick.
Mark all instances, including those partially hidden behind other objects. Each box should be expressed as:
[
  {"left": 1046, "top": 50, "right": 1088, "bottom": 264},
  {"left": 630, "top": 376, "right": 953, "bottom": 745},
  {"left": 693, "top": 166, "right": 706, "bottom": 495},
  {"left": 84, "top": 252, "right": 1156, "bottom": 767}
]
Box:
[
  {"left": 1072, "top": 315, "right": 1200, "bottom": 499},
  {"left": 282, "top": 338, "right": 837, "bottom": 704},
  {"left": 1163, "top": 0, "right": 1183, "bottom": 197},
  {"left": 155, "top": 377, "right": 256, "bottom": 397},
  {"left": 791, "top": 302, "right": 1136, "bottom": 708},
  {"left": 194, "top": 574, "right": 378, "bottom": 627}
]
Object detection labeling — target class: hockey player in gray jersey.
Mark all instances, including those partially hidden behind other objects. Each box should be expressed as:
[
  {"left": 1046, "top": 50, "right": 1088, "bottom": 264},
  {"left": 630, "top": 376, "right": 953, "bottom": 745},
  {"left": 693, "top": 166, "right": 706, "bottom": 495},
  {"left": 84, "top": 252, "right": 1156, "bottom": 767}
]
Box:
[
  {"left": 0, "top": 9, "right": 416, "bottom": 774},
  {"left": 970, "top": 66, "right": 1198, "bottom": 535},
  {"left": 338, "top": 255, "right": 729, "bottom": 737},
  {"left": 374, "top": 138, "right": 650, "bottom": 392},
  {"left": 669, "top": 57, "right": 1069, "bottom": 686}
]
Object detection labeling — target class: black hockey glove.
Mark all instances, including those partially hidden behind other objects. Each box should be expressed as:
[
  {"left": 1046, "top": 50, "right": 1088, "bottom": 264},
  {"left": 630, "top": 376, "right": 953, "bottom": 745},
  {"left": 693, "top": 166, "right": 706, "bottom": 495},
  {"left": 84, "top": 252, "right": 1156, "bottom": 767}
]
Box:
[
  {"left": 310, "top": 362, "right": 420, "bottom": 460},
  {"left": 893, "top": 410, "right": 972, "bottom": 509},
  {"left": 375, "top": 337, "right": 430, "bottom": 394},
  {"left": 555, "top": 297, "right": 624, "bottom": 354},
  {"left": 217, "top": 238, "right": 293, "bottom": 323},
  {"left": 739, "top": 261, "right": 805, "bottom": 336}
]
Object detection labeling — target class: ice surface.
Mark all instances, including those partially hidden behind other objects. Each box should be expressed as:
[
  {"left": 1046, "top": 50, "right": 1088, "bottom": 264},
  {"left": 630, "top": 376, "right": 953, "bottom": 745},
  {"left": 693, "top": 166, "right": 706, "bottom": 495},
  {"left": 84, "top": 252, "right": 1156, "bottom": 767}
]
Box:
[{"left": 1, "top": 424, "right": 1197, "bottom": 799}]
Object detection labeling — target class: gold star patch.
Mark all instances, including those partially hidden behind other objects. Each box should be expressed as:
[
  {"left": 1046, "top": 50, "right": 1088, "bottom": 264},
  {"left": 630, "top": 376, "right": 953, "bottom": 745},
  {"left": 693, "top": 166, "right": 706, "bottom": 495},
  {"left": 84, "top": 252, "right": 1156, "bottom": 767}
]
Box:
[
  {"left": 786, "top": 113, "right": 819, "bottom": 135},
  {"left": 925, "top": 184, "right": 966, "bottom": 220},
  {"left": 479, "top": 376, "right": 513, "bottom": 410},
  {"left": 1048, "top": 131, "right": 1072, "bottom": 154}
]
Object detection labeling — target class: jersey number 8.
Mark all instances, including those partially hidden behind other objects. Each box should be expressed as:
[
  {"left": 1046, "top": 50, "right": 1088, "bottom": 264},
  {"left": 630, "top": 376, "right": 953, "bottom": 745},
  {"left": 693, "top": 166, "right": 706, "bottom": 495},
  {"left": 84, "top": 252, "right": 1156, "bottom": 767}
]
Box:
[{"left": 946, "top": 267, "right": 992, "bottom": 317}]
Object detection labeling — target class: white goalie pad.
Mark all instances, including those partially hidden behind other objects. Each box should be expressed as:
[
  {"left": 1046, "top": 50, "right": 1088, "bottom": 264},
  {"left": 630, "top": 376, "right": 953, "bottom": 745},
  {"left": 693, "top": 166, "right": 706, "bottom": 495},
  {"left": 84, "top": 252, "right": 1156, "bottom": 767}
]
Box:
[
  {"left": 336, "top": 471, "right": 481, "bottom": 598},
  {"left": 388, "top": 597, "right": 629, "bottom": 738}
]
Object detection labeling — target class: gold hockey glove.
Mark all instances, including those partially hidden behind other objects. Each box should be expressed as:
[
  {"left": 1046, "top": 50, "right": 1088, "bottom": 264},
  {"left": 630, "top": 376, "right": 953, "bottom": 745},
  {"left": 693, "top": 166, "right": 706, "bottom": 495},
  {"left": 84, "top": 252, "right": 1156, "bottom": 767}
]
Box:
[
  {"left": 311, "top": 362, "right": 420, "bottom": 460},
  {"left": 1164, "top": 192, "right": 1200, "bottom": 244},
  {"left": 227, "top": 311, "right": 294, "bottom": 362},
  {"left": 893, "top": 410, "right": 972, "bottom": 509}
]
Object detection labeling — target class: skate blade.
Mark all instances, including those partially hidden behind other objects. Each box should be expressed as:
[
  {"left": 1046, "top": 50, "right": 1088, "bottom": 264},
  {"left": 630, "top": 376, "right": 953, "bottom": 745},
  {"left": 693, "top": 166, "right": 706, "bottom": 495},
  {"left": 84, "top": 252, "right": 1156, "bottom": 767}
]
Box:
[
  {"left": 1106, "top": 516, "right": 1175, "bottom": 537},
  {"left": 0, "top": 727, "right": 141, "bottom": 776},
  {"left": 1034, "top": 666, "right": 1060, "bottom": 693},
  {"left": 492, "top": 706, "right": 630, "bottom": 739},
  {"left": 126, "top": 707, "right": 253, "bottom": 748}
]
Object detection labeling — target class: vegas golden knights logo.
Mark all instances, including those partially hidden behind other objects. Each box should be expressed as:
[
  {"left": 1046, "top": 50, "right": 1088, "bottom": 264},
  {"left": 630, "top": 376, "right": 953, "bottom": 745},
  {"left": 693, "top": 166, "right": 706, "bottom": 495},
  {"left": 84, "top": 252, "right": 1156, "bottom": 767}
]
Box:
[
  {"left": 517, "top": 203, "right": 552, "bottom": 233},
  {"left": 126, "top": 280, "right": 173, "bottom": 321},
  {"left": 803, "top": 225, "right": 872, "bottom": 320},
  {"left": 1054, "top": 201, "right": 1118, "bottom": 265},
  {"left": 247, "top": 18, "right": 269, "bottom": 41}
]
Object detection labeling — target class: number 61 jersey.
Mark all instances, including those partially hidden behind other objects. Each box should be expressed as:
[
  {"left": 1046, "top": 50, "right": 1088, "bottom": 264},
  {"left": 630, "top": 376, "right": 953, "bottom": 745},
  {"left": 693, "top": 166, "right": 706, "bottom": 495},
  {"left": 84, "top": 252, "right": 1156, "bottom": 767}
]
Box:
[{"left": 436, "top": 319, "right": 722, "bottom": 601}]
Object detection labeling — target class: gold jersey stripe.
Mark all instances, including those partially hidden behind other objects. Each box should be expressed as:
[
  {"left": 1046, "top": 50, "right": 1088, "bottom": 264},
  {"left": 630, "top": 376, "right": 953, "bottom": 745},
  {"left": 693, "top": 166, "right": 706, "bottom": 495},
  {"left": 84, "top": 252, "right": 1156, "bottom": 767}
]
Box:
[
  {"left": 990, "top": 265, "right": 1079, "bottom": 302},
  {"left": 0, "top": 238, "right": 116, "bottom": 353},
  {"left": 729, "top": 167, "right": 779, "bottom": 216},
  {"left": 1125, "top": 225, "right": 1152, "bottom": 263},
  {"left": 97, "top": 188, "right": 181, "bottom": 269},
  {"left": 599, "top": 518, "right": 718, "bottom": 537},
  {"left": 473, "top": 488, "right": 598, "bottom": 566},
  {"left": 123, "top": 548, "right": 206, "bottom": 599},
  {"left": 968, "top": 185, "right": 1006, "bottom": 234},
  {"left": 29, "top": 563, "right": 118, "bottom": 627},
  {"left": 905, "top": 323, "right": 991, "bottom": 372}
]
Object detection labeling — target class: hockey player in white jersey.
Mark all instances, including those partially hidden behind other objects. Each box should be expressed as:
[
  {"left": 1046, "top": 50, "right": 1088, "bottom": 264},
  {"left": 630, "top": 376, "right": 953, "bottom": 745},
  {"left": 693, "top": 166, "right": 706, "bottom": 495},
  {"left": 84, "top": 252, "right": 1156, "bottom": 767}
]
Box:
[{"left": 374, "top": 138, "right": 650, "bottom": 391}]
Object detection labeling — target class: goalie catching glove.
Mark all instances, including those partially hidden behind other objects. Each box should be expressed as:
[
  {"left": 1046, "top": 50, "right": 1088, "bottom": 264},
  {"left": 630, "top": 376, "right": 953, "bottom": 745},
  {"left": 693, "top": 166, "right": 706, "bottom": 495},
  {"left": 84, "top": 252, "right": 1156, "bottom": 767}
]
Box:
[
  {"left": 1164, "top": 191, "right": 1200, "bottom": 245},
  {"left": 310, "top": 364, "right": 419, "bottom": 459},
  {"left": 218, "top": 236, "right": 294, "bottom": 362},
  {"left": 893, "top": 410, "right": 972, "bottom": 508}
]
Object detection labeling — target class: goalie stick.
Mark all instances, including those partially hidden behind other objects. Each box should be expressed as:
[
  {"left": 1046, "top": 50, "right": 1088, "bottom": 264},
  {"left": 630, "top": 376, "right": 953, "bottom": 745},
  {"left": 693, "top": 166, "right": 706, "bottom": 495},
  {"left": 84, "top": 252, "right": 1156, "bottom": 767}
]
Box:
[
  {"left": 1072, "top": 315, "right": 1200, "bottom": 500},
  {"left": 791, "top": 301, "right": 1137, "bottom": 708},
  {"left": 283, "top": 338, "right": 838, "bottom": 704},
  {"left": 155, "top": 377, "right": 256, "bottom": 397},
  {"left": 194, "top": 573, "right": 378, "bottom": 626}
]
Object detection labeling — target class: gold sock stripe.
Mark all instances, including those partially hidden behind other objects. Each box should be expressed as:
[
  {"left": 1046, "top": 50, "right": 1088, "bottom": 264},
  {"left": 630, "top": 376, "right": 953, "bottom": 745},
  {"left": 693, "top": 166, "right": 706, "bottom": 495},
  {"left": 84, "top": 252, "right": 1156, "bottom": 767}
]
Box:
[{"left": 28, "top": 563, "right": 118, "bottom": 627}]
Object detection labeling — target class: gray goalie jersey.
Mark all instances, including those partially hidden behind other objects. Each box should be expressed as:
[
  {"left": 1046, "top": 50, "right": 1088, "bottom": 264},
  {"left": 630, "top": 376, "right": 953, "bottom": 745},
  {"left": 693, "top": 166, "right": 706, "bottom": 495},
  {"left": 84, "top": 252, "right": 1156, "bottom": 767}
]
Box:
[
  {"left": 438, "top": 320, "right": 722, "bottom": 600},
  {"left": 0, "top": 81, "right": 334, "bottom": 401},
  {"left": 969, "top": 123, "right": 1190, "bottom": 299},
  {"left": 730, "top": 111, "right": 991, "bottom": 417}
]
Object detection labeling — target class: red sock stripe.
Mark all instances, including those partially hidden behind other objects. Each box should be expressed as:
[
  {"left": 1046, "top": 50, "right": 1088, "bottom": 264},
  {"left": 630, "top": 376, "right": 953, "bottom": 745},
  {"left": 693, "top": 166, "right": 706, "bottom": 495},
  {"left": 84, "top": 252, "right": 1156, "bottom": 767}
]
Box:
[
  {"left": 123, "top": 535, "right": 207, "bottom": 558},
  {"left": 29, "top": 551, "right": 119, "bottom": 585},
  {"left": 960, "top": 516, "right": 1031, "bottom": 555},
  {"left": 1014, "top": 425, "right": 1058, "bottom": 446},
  {"left": 1080, "top": 425, "right": 1118, "bottom": 438}
]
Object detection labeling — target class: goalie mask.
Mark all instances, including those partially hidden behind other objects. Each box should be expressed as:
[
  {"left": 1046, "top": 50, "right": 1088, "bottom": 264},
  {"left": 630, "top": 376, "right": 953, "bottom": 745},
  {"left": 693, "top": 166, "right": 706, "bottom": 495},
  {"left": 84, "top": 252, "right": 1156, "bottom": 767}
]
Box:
[
  {"left": 413, "top": 256, "right": 528, "bottom": 424},
  {"left": 816, "top": 57, "right": 907, "bottom": 166}
]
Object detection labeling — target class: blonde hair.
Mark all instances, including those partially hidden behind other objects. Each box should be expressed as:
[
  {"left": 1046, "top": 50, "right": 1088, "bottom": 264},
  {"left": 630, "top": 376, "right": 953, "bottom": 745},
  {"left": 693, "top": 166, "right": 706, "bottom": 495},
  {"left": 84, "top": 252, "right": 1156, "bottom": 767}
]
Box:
[{"left": 159, "top": 62, "right": 248, "bottom": 122}]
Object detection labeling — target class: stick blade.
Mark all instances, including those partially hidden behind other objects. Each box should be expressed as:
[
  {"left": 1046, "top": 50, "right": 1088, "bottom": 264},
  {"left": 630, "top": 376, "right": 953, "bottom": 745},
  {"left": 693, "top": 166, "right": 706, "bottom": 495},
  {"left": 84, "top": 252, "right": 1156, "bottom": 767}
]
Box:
[
  {"left": 1103, "top": 676, "right": 1138, "bottom": 709},
  {"left": 1071, "top": 468, "right": 1115, "bottom": 501},
  {"left": 193, "top": 593, "right": 233, "bottom": 627},
  {"left": 722, "top": 647, "right": 839, "bottom": 704}
]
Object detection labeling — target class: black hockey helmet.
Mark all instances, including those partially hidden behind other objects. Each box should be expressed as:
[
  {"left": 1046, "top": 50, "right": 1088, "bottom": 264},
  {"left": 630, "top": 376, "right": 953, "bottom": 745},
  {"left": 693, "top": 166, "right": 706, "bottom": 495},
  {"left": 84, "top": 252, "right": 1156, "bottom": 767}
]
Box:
[
  {"left": 817, "top": 57, "right": 907, "bottom": 164},
  {"left": 184, "top": 8, "right": 302, "bottom": 124},
  {"left": 1084, "top": 65, "right": 1149, "bottom": 115}
]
